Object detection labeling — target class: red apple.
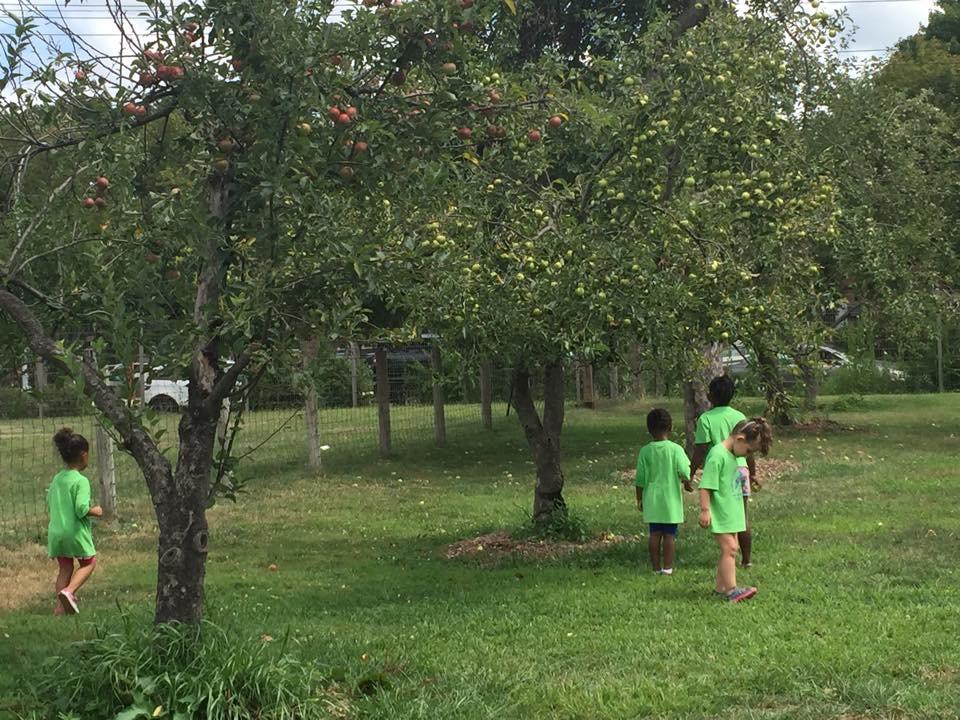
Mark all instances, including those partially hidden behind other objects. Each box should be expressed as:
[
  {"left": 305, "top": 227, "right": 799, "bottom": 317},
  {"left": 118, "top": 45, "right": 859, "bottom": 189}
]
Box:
[
  {"left": 488, "top": 90, "right": 501, "bottom": 103},
  {"left": 527, "top": 129, "right": 542, "bottom": 143},
  {"left": 183, "top": 31, "right": 197, "bottom": 43},
  {"left": 165, "top": 269, "right": 181, "bottom": 280},
  {"left": 338, "top": 165, "right": 354, "bottom": 179},
  {"left": 231, "top": 57, "right": 245, "bottom": 72},
  {"left": 217, "top": 139, "right": 235, "bottom": 153},
  {"left": 185, "top": 21, "right": 199, "bottom": 31},
  {"left": 144, "top": 49, "right": 164, "bottom": 63},
  {"left": 548, "top": 115, "right": 563, "bottom": 128},
  {"left": 156, "top": 65, "right": 184, "bottom": 82},
  {"left": 457, "top": 126, "right": 472, "bottom": 139},
  {"left": 145, "top": 251, "right": 160, "bottom": 264},
  {"left": 461, "top": 0, "right": 474, "bottom": 7},
  {"left": 83, "top": 197, "right": 96, "bottom": 209},
  {"left": 460, "top": 21, "right": 475, "bottom": 33},
  {"left": 213, "top": 158, "right": 230, "bottom": 173},
  {"left": 138, "top": 72, "right": 157, "bottom": 87},
  {"left": 74, "top": 69, "right": 87, "bottom": 81},
  {"left": 95, "top": 176, "right": 110, "bottom": 191},
  {"left": 328, "top": 106, "right": 342, "bottom": 122},
  {"left": 337, "top": 113, "right": 352, "bottom": 125},
  {"left": 122, "top": 102, "right": 146, "bottom": 118},
  {"left": 441, "top": 62, "right": 458, "bottom": 75},
  {"left": 331, "top": 54, "right": 343, "bottom": 66},
  {"left": 94, "top": 196, "right": 105, "bottom": 209},
  {"left": 353, "top": 140, "right": 368, "bottom": 153},
  {"left": 346, "top": 106, "right": 359, "bottom": 119}
]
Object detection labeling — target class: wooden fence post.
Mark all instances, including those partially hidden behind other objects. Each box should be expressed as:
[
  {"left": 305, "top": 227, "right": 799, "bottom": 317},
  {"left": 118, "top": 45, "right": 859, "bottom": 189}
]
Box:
[
  {"left": 95, "top": 424, "right": 117, "bottom": 521},
  {"left": 375, "top": 346, "right": 391, "bottom": 457},
  {"left": 480, "top": 360, "right": 493, "bottom": 430},
  {"left": 350, "top": 341, "right": 360, "bottom": 408},
  {"left": 34, "top": 357, "right": 47, "bottom": 419},
  {"left": 431, "top": 344, "right": 446, "bottom": 446},
  {"left": 302, "top": 338, "right": 322, "bottom": 471}
]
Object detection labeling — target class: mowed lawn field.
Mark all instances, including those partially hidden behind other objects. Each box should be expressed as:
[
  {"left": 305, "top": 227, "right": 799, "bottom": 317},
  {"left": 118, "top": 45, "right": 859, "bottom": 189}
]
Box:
[{"left": 2, "top": 394, "right": 959, "bottom": 719}]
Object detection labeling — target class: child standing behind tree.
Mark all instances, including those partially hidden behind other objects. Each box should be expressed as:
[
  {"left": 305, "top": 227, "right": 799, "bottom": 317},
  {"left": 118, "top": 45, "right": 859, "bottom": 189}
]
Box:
[
  {"left": 699, "top": 418, "right": 772, "bottom": 603},
  {"left": 635, "top": 408, "right": 693, "bottom": 575},
  {"left": 47, "top": 428, "right": 102, "bottom": 615},
  {"left": 689, "top": 374, "right": 760, "bottom": 566}
]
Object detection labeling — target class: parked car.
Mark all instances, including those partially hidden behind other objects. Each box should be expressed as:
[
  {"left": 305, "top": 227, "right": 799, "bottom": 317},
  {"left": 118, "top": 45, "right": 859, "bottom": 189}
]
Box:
[
  {"left": 720, "top": 344, "right": 905, "bottom": 381},
  {"left": 101, "top": 364, "right": 188, "bottom": 412}
]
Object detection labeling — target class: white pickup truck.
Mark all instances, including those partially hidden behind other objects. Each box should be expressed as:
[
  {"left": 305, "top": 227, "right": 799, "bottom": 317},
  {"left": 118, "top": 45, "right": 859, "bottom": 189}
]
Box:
[{"left": 22, "top": 362, "right": 189, "bottom": 412}]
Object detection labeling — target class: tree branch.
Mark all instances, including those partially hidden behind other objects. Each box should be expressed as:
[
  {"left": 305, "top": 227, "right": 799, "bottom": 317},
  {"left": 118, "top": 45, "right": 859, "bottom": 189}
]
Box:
[{"left": 0, "top": 286, "right": 171, "bottom": 495}]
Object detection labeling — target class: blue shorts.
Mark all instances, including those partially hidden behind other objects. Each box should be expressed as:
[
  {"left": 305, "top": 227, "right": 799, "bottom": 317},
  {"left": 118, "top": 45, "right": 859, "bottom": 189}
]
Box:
[{"left": 649, "top": 523, "right": 678, "bottom": 536}]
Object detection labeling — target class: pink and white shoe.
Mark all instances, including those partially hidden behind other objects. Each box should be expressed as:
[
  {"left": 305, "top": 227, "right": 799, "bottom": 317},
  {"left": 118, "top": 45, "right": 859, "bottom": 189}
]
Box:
[{"left": 58, "top": 589, "right": 79, "bottom": 615}]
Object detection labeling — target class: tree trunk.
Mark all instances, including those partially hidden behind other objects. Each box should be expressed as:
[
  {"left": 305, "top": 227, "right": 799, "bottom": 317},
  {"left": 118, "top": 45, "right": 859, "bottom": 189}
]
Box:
[
  {"left": 153, "top": 409, "right": 214, "bottom": 625},
  {"left": 480, "top": 360, "right": 493, "bottom": 430},
  {"left": 756, "top": 347, "right": 794, "bottom": 426},
  {"left": 797, "top": 357, "right": 819, "bottom": 411},
  {"left": 511, "top": 362, "right": 566, "bottom": 522},
  {"left": 431, "top": 344, "right": 446, "bottom": 446},
  {"left": 609, "top": 364, "right": 619, "bottom": 401},
  {"left": 681, "top": 343, "right": 724, "bottom": 454},
  {"left": 582, "top": 362, "right": 595, "bottom": 408},
  {"left": 375, "top": 346, "right": 391, "bottom": 457},
  {"left": 95, "top": 423, "right": 117, "bottom": 521}
]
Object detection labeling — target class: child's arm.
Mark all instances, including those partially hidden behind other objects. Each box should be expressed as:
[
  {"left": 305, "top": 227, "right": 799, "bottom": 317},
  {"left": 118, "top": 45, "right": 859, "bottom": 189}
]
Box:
[
  {"left": 88, "top": 505, "right": 104, "bottom": 518},
  {"left": 698, "top": 489, "right": 712, "bottom": 528},
  {"left": 635, "top": 486, "right": 642, "bottom": 511},
  {"left": 689, "top": 443, "right": 710, "bottom": 482}
]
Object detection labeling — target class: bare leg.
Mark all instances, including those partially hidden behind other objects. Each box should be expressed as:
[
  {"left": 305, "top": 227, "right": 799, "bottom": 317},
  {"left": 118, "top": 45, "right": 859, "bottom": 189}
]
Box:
[
  {"left": 648, "top": 532, "right": 662, "bottom": 572},
  {"left": 54, "top": 562, "right": 73, "bottom": 615},
  {"left": 738, "top": 498, "right": 752, "bottom": 566},
  {"left": 662, "top": 534, "right": 676, "bottom": 571},
  {"left": 715, "top": 533, "right": 739, "bottom": 593},
  {"left": 65, "top": 562, "right": 96, "bottom": 595}
]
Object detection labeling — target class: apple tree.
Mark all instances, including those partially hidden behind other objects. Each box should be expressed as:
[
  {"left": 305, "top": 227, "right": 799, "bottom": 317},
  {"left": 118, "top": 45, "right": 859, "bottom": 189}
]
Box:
[{"left": 0, "top": 0, "right": 516, "bottom": 623}]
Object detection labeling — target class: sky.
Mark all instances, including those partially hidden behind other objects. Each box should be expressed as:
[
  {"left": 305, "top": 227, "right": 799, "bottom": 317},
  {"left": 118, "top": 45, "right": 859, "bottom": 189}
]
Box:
[
  {"left": 828, "top": 0, "right": 941, "bottom": 66},
  {"left": 0, "top": 0, "right": 945, "bottom": 79}
]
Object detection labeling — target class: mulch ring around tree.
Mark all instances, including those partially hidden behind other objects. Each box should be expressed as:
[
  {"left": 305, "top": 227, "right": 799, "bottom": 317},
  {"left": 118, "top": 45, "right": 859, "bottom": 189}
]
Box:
[
  {"left": 618, "top": 456, "right": 801, "bottom": 484},
  {"left": 443, "top": 530, "right": 640, "bottom": 565}
]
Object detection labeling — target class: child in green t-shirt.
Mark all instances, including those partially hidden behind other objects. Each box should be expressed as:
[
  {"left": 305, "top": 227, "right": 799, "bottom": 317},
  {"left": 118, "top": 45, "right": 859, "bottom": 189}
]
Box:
[
  {"left": 635, "top": 409, "right": 692, "bottom": 575},
  {"left": 47, "top": 428, "right": 102, "bottom": 615},
  {"left": 689, "top": 374, "right": 760, "bottom": 567},
  {"left": 698, "top": 418, "right": 772, "bottom": 603}
]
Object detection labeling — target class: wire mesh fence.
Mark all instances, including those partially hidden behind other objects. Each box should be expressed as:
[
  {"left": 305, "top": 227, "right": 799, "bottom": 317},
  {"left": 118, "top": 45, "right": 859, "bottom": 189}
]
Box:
[{"left": 0, "top": 345, "right": 638, "bottom": 547}]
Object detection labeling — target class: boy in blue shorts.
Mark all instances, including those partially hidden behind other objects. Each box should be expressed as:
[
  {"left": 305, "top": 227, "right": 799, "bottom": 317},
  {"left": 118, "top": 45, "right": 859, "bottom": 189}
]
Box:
[{"left": 635, "top": 408, "right": 692, "bottom": 574}]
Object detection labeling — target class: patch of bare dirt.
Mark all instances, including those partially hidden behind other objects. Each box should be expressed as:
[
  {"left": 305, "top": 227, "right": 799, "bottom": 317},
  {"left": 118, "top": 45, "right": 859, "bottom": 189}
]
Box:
[
  {"left": 921, "top": 666, "right": 960, "bottom": 683},
  {"left": 619, "top": 457, "right": 800, "bottom": 485},
  {"left": 443, "top": 530, "right": 639, "bottom": 564},
  {"left": 0, "top": 543, "right": 50, "bottom": 612},
  {"left": 781, "top": 418, "right": 853, "bottom": 434}
]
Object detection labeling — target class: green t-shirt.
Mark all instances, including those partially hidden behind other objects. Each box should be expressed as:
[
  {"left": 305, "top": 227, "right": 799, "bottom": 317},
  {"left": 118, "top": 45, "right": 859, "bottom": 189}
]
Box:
[
  {"left": 47, "top": 468, "right": 96, "bottom": 558},
  {"left": 694, "top": 405, "right": 748, "bottom": 468},
  {"left": 635, "top": 440, "right": 691, "bottom": 524},
  {"left": 699, "top": 444, "right": 745, "bottom": 534}
]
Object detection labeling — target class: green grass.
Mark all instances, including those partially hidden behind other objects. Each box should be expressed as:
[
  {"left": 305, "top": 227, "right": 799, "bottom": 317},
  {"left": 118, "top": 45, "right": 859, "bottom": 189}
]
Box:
[{"left": 2, "top": 394, "right": 960, "bottom": 719}]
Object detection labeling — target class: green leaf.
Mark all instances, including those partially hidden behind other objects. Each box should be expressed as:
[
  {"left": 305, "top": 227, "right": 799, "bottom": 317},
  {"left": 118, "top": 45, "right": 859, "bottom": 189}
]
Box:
[
  {"left": 114, "top": 706, "right": 151, "bottom": 720},
  {"left": 504, "top": 0, "right": 517, "bottom": 14}
]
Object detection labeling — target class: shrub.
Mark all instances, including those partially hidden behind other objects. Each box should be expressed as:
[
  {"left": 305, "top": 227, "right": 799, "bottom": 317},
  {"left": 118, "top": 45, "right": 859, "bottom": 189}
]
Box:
[
  {"left": 514, "top": 508, "right": 590, "bottom": 543},
  {"left": 821, "top": 362, "right": 905, "bottom": 395},
  {"left": 30, "top": 620, "right": 335, "bottom": 720}
]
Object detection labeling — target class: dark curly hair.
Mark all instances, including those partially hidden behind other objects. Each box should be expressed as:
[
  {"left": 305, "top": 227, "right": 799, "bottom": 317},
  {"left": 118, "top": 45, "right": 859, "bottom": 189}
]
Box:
[{"left": 53, "top": 427, "right": 90, "bottom": 464}]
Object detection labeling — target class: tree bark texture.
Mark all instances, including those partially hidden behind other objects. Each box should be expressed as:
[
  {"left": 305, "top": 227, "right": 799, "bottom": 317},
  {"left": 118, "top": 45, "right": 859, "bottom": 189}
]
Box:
[
  {"left": 511, "top": 362, "right": 566, "bottom": 521},
  {"left": 681, "top": 343, "right": 724, "bottom": 454}
]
